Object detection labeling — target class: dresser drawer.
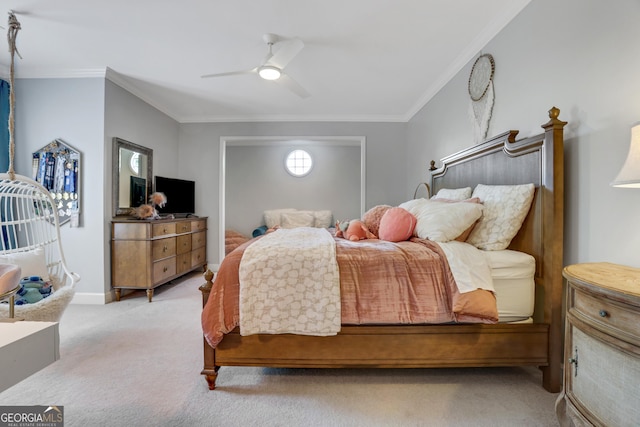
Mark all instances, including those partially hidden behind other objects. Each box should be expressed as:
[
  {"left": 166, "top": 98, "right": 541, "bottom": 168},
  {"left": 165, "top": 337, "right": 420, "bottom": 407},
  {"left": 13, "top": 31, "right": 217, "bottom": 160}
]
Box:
[
  {"left": 153, "top": 258, "right": 176, "bottom": 284},
  {"left": 152, "top": 237, "right": 176, "bottom": 260},
  {"left": 176, "top": 234, "right": 192, "bottom": 255},
  {"left": 192, "top": 231, "right": 206, "bottom": 250},
  {"left": 191, "top": 219, "right": 206, "bottom": 232},
  {"left": 176, "top": 221, "right": 191, "bottom": 234},
  {"left": 152, "top": 222, "right": 176, "bottom": 237},
  {"left": 191, "top": 247, "right": 206, "bottom": 268},
  {"left": 573, "top": 287, "right": 640, "bottom": 344},
  {"left": 176, "top": 253, "right": 191, "bottom": 275}
]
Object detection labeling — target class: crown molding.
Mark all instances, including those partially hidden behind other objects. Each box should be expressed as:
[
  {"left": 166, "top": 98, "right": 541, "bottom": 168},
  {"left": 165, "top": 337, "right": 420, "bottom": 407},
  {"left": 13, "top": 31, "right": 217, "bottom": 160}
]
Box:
[
  {"left": 104, "top": 67, "right": 180, "bottom": 121},
  {"left": 178, "top": 113, "right": 407, "bottom": 124}
]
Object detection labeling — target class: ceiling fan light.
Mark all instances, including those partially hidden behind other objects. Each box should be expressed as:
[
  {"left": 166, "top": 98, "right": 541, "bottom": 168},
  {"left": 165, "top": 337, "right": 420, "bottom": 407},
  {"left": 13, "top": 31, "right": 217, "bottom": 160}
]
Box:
[{"left": 258, "top": 65, "right": 281, "bottom": 80}]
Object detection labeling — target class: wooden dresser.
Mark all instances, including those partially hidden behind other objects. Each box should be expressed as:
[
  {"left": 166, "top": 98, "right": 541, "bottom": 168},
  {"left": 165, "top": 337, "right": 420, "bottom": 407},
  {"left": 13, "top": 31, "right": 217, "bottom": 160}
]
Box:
[
  {"left": 111, "top": 217, "right": 207, "bottom": 302},
  {"left": 556, "top": 263, "right": 640, "bottom": 426}
]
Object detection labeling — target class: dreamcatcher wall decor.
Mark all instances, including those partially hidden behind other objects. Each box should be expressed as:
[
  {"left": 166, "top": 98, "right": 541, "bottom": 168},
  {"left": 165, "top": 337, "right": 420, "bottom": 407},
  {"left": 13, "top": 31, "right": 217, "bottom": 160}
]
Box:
[{"left": 468, "top": 53, "right": 495, "bottom": 144}]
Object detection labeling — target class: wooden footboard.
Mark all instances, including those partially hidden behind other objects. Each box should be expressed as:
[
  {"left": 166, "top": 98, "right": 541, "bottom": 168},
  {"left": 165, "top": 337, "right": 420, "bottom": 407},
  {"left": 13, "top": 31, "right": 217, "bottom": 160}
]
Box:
[{"left": 201, "top": 107, "right": 565, "bottom": 393}]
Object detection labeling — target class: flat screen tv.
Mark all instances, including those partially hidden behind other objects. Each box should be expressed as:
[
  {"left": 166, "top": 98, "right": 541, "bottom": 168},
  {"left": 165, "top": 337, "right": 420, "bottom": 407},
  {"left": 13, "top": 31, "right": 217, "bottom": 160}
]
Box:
[{"left": 154, "top": 176, "right": 196, "bottom": 217}]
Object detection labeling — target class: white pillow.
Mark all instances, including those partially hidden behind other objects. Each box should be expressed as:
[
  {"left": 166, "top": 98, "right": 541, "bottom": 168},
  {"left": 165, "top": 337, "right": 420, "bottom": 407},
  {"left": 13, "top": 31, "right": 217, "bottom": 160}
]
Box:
[
  {"left": 0, "top": 247, "right": 49, "bottom": 281},
  {"left": 264, "top": 208, "right": 297, "bottom": 229},
  {"left": 280, "top": 211, "right": 316, "bottom": 229},
  {"left": 432, "top": 187, "right": 472, "bottom": 201},
  {"left": 467, "top": 183, "right": 535, "bottom": 251},
  {"left": 399, "top": 199, "right": 483, "bottom": 242},
  {"left": 314, "top": 210, "right": 333, "bottom": 228}
]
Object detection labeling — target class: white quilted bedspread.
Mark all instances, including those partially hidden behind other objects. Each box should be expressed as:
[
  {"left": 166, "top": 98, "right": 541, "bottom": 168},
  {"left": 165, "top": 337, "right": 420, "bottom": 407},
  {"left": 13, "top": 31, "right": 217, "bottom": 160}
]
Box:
[{"left": 239, "top": 227, "right": 341, "bottom": 337}]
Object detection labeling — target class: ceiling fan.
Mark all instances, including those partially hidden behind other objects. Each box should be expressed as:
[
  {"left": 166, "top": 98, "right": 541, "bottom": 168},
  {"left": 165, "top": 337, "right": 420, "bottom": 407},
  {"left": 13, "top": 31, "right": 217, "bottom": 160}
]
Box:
[{"left": 201, "top": 33, "right": 310, "bottom": 98}]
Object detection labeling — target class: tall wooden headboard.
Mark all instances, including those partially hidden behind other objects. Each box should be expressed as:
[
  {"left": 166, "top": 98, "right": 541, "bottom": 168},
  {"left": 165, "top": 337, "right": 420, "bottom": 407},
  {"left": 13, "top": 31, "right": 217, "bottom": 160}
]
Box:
[{"left": 430, "top": 107, "right": 566, "bottom": 387}]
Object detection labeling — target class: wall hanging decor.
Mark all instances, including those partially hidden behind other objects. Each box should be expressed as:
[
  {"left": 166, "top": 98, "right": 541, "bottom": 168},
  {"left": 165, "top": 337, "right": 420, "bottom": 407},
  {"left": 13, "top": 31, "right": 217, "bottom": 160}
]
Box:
[
  {"left": 468, "top": 53, "right": 495, "bottom": 144},
  {"left": 32, "top": 139, "right": 81, "bottom": 226}
]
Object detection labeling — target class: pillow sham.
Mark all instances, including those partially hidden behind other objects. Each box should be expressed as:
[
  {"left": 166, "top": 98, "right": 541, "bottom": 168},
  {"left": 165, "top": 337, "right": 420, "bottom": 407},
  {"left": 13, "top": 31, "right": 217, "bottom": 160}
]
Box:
[
  {"left": 398, "top": 198, "right": 483, "bottom": 243},
  {"left": 280, "top": 211, "right": 316, "bottom": 229},
  {"left": 430, "top": 197, "right": 482, "bottom": 242},
  {"left": 264, "top": 208, "right": 297, "bottom": 229},
  {"left": 466, "top": 183, "right": 535, "bottom": 251},
  {"left": 378, "top": 207, "right": 417, "bottom": 242},
  {"left": 0, "top": 247, "right": 49, "bottom": 281},
  {"left": 432, "top": 187, "right": 472, "bottom": 201},
  {"left": 314, "top": 210, "right": 333, "bottom": 228}
]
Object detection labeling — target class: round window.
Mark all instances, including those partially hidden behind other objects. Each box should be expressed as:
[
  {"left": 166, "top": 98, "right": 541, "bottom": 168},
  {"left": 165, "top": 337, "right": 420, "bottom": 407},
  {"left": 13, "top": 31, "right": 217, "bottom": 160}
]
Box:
[
  {"left": 129, "top": 152, "right": 140, "bottom": 175},
  {"left": 285, "top": 149, "right": 313, "bottom": 177}
]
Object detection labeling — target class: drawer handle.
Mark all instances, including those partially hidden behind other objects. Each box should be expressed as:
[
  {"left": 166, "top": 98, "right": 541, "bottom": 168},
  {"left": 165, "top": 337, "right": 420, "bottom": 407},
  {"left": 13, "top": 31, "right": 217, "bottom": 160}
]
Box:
[
  {"left": 163, "top": 228, "right": 168, "bottom": 233},
  {"left": 599, "top": 309, "right": 608, "bottom": 318},
  {"left": 569, "top": 347, "right": 578, "bottom": 377},
  {"left": 163, "top": 245, "right": 168, "bottom": 252},
  {"left": 163, "top": 266, "right": 168, "bottom": 272}
]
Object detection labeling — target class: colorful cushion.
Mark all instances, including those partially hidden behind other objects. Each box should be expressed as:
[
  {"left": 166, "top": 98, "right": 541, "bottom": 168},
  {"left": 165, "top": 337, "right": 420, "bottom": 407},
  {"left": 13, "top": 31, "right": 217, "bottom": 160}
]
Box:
[
  {"left": 378, "top": 207, "right": 417, "bottom": 242},
  {"left": 467, "top": 183, "right": 535, "bottom": 250},
  {"left": 362, "top": 204, "right": 392, "bottom": 237}
]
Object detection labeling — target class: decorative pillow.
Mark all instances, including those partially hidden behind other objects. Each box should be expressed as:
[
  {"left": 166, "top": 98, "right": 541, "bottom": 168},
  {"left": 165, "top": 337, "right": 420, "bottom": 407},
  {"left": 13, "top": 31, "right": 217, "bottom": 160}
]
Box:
[
  {"left": 264, "top": 208, "right": 297, "bottom": 229},
  {"left": 432, "top": 187, "right": 472, "bottom": 201},
  {"left": 362, "top": 204, "right": 392, "bottom": 237},
  {"left": 467, "top": 183, "right": 535, "bottom": 251},
  {"left": 0, "top": 247, "right": 49, "bottom": 281},
  {"left": 280, "top": 211, "right": 316, "bottom": 229},
  {"left": 314, "top": 210, "right": 333, "bottom": 228},
  {"left": 430, "top": 197, "right": 482, "bottom": 242},
  {"left": 399, "top": 199, "right": 483, "bottom": 242},
  {"left": 378, "top": 207, "right": 417, "bottom": 242}
]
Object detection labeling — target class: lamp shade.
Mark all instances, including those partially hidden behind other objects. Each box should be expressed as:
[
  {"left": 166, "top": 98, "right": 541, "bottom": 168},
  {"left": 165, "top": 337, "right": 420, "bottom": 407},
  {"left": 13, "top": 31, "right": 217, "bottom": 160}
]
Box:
[{"left": 611, "top": 124, "right": 640, "bottom": 188}]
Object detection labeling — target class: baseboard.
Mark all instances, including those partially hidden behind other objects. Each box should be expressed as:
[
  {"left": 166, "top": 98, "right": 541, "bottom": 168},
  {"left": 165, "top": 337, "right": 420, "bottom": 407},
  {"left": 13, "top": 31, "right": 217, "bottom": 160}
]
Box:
[{"left": 70, "top": 292, "right": 108, "bottom": 305}]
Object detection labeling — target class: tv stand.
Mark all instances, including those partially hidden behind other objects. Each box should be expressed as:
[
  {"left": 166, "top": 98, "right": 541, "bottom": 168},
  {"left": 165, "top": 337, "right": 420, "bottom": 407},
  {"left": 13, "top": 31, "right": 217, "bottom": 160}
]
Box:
[{"left": 111, "top": 217, "right": 207, "bottom": 302}]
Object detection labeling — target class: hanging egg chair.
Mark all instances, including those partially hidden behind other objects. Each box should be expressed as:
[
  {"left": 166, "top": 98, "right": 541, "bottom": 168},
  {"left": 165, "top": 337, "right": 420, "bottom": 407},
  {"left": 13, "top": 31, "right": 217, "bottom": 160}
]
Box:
[
  {"left": 0, "top": 12, "right": 80, "bottom": 322},
  {"left": 0, "top": 174, "right": 80, "bottom": 321}
]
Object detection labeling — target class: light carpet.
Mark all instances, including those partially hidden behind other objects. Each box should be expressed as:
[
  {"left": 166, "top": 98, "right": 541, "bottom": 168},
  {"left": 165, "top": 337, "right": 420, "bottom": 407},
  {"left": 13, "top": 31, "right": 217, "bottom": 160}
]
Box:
[{"left": 0, "top": 272, "right": 560, "bottom": 426}]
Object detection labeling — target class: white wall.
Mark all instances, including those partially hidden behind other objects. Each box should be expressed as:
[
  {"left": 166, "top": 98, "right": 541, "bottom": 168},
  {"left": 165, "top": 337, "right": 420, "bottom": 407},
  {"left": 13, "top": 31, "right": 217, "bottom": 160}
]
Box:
[
  {"left": 13, "top": 78, "right": 180, "bottom": 302},
  {"left": 14, "top": 78, "right": 106, "bottom": 299},
  {"left": 179, "top": 122, "right": 406, "bottom": 263},
  {"left": 104, "top": 80, "right": 180, "bottom": 298},
  {"left": 226, "top": 143, "right": 361, "bottom": 237},
  {"left": 407, "top": 0, "right": 640, "bottom": 267}
]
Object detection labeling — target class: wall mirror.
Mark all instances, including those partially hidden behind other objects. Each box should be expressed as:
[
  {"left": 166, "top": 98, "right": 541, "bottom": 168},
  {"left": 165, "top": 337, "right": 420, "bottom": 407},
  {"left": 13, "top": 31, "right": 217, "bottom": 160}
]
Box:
[{"left": 112, "top": 137, "right": 153, "bottom": 217}]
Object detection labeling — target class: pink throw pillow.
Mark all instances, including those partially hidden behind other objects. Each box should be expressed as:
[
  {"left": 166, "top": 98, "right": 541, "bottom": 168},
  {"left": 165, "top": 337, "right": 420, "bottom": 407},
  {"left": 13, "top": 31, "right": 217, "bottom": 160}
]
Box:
[{"left": 378, "top": 207, "right": 417, "bottom": 242}]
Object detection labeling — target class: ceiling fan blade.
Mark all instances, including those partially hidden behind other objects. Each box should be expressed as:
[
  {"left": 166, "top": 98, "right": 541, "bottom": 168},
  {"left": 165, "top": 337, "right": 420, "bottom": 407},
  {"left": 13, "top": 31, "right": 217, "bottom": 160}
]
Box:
[
  {"left": 201, "top": 68, "right": 256, "bottom": 79},
  {"left": 278, "top": 73, "right": 310, "bottom": 98},
  {"left": 267, "top": 38, "right": 304, "bottom": 69}
]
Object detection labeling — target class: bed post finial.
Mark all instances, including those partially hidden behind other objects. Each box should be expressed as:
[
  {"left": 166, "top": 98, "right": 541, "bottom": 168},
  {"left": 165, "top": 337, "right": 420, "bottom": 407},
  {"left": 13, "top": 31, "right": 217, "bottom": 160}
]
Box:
[
  {"left": 542, "top": 106, "right": 567, "bottom": 129},
  {"left": 199, "top": 269, "right": 215, "bottom": 307}
]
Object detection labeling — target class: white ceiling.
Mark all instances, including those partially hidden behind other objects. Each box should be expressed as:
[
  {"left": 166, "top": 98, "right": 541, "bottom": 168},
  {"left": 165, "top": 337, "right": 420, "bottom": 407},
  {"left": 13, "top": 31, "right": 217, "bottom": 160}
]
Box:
[{"left": 0, "top": 0, "right": 530, "bottom": 123}]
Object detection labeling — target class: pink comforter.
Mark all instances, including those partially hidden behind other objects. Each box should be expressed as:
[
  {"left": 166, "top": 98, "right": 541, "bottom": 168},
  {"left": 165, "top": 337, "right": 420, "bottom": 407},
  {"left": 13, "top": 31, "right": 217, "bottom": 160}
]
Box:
[{"left": 202, "top": 234, "right": 498, "bottom": 349}]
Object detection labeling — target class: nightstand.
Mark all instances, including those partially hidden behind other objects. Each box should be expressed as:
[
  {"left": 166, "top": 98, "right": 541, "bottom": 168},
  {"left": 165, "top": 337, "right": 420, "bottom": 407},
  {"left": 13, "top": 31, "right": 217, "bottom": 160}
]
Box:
[{"left": 556, "top": 263, "right": 640, "bottom": 426}]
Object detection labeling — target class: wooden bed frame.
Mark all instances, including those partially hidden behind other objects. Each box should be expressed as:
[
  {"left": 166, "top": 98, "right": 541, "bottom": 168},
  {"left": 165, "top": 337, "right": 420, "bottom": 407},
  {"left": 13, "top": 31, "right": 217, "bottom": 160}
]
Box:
[{"left": 200, "top": 107, "right": 566, "bottom": 392}]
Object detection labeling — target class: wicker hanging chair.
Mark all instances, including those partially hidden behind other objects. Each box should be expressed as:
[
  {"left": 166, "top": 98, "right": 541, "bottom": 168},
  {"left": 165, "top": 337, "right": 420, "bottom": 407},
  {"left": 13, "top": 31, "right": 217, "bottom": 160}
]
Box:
[
  {"left": 0, "top": 12, "right": 80, "bottom": 322},
  {"left": 0, "top": 174, "right": 80, "bottom": 321}
]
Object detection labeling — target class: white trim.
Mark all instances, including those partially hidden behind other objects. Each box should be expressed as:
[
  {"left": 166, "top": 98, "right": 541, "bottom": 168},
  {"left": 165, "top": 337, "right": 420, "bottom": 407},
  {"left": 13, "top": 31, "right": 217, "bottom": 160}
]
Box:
[
  {"left": 71, "top": 292, "right": 107, "bottom": 305},
  {"left": 219, "top": 136, "right": 366, "bottom": 265},
  {"left": 180, "top": 114, "right": 406, "bottom": 124}
]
